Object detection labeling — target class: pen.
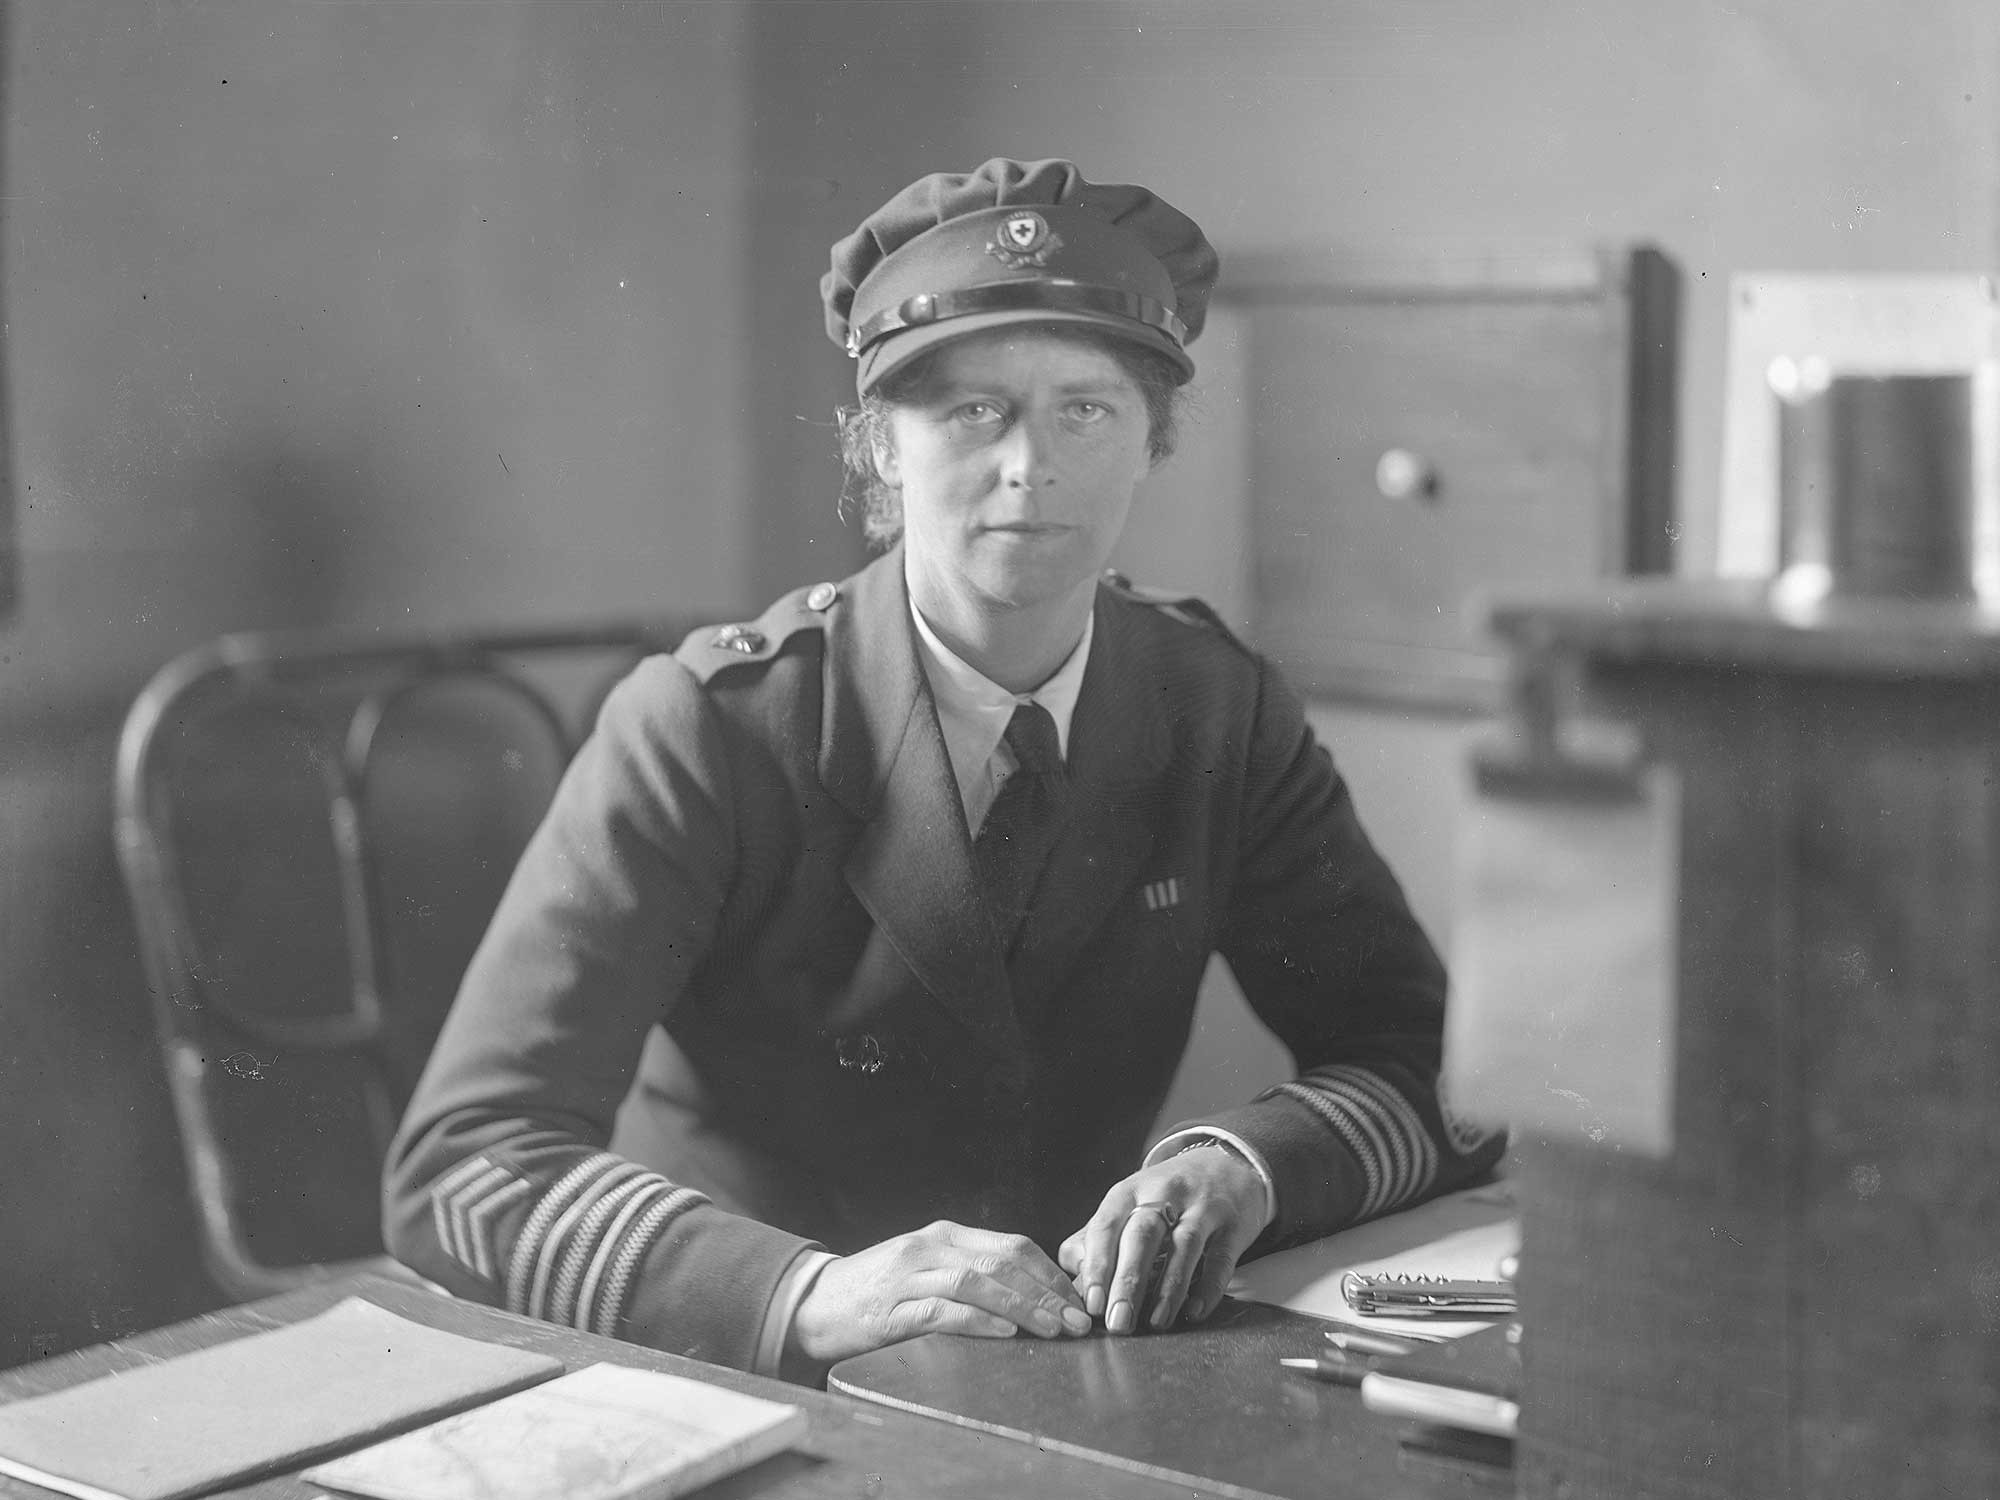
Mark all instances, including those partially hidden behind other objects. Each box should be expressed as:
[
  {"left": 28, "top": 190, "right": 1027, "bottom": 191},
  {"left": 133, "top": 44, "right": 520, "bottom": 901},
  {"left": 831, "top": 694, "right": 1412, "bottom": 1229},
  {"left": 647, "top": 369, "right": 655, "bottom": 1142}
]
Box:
[
  {"left": 1317, "top": 1316, "right": 1450, "bottom": 1346},
  {"left": 1279, "top": 1353, "right": 1372, "bottom": 1387},
  {"left": 1325, "top": 1328, "right": 1419, "bottom": 1358}
]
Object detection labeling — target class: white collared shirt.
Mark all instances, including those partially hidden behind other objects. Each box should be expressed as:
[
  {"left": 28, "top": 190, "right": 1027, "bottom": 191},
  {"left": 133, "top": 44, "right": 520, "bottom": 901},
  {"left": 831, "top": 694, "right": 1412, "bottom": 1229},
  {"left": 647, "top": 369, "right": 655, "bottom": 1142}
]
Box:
[{"left": 908, "top": 598, "right": 1093, "bottom": 836}]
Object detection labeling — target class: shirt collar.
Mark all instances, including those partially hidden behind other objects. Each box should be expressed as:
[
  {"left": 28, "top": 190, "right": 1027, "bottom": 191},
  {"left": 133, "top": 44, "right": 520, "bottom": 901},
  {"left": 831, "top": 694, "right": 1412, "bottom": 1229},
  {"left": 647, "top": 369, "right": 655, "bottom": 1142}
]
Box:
[{"left": 908, "top": 593, "right": 1093, "bottom": 800}]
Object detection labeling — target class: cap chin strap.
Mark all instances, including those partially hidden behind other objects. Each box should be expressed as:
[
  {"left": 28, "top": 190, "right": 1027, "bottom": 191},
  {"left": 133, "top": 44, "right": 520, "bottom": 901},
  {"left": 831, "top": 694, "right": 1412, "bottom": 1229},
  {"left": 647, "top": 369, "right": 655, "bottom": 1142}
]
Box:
[{"left": 846, "top": 278, "right": 1188, "bottom": 358}]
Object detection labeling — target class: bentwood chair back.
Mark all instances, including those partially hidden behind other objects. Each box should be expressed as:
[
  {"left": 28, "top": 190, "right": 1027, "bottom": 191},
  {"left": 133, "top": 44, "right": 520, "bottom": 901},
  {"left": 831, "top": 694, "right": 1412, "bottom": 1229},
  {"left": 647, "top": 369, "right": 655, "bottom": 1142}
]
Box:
[{"left": 112, "top": 619, "right": 705, "bottom": 1300}]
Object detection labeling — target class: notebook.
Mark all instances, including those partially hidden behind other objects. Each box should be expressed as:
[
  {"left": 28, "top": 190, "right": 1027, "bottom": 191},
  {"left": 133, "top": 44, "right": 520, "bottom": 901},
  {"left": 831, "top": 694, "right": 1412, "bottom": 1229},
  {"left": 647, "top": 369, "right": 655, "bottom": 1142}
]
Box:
[
  {"left": 0, "top": 1298, "right": 562, "bottom": 1500},
  {"left": 305, "top": 1362, "right": 810, "bottom": 1500}
]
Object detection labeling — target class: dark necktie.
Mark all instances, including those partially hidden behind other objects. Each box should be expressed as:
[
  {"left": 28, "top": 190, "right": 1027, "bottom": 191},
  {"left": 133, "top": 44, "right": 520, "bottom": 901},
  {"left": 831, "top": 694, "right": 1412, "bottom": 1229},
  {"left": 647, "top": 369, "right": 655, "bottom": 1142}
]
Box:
[{"left": 975, "top": 702, "right": 1066, "bottom": 951}]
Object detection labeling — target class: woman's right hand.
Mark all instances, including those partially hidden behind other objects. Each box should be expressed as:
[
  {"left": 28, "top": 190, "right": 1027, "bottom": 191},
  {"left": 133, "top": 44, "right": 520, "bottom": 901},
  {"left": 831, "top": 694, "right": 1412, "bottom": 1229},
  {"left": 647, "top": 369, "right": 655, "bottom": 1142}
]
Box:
[{"left": 786, "top": 1220, "right": 1092, "bottom": 1365}]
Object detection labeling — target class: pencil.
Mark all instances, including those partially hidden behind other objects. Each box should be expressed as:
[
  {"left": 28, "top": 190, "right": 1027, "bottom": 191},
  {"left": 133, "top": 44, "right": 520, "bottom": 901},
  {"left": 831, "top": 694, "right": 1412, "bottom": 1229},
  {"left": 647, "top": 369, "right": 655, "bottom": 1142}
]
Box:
[{"left": 1279, "top": 1354, "right": 1370, "bottom": 1387}]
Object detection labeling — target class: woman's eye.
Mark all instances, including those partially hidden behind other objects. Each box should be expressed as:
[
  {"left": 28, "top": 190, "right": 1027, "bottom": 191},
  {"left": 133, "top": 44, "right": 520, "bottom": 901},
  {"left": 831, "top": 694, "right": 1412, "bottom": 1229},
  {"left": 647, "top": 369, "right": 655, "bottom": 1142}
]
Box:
[
  {"left": 1067, "top": 400, "right": 1109, "bottom": 422},
  {"left": 953, "top": 401, "right": 1004, "bottom": 425}
]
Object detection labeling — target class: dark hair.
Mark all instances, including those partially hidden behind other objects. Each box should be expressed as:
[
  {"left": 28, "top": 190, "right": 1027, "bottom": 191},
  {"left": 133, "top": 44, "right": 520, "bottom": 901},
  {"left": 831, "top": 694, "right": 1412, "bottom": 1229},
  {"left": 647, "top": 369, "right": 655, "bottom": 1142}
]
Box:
[{"left": 836, "top": 324, "right": 1187, "bottom": 550}]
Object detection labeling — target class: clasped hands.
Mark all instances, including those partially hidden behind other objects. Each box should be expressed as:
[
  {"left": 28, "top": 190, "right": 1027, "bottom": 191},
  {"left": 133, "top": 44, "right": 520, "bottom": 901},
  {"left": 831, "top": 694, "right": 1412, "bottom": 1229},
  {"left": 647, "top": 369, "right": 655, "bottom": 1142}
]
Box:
[{"left": 788, "top": 1143, "right": 1269, "bottom": 1365}]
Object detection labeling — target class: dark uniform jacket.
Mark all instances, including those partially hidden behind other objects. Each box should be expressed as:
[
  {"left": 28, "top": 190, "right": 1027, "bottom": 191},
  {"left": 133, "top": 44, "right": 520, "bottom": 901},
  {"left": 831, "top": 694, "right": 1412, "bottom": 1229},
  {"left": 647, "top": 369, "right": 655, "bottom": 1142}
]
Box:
[{"left": 383, "top": 547, "right": 1504, "bottom": 1370}]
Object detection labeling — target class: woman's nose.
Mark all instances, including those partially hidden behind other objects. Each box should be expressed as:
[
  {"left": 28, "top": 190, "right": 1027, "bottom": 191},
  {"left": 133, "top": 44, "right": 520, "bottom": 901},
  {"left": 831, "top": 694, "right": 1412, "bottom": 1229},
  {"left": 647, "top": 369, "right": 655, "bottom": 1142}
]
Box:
[{"left": 998, "top": 416, "right": 1058, "bottom": 489}]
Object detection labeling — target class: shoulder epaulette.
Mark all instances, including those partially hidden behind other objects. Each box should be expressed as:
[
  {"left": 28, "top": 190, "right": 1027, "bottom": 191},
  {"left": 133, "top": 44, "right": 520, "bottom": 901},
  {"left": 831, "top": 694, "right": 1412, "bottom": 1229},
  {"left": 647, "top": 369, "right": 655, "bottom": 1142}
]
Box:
[
  {"left": 1098, "top": 569, "right": 1249, "bottom": 648},
  {"left": 675, "top": 578, "right": 844, "bottom": 683}
]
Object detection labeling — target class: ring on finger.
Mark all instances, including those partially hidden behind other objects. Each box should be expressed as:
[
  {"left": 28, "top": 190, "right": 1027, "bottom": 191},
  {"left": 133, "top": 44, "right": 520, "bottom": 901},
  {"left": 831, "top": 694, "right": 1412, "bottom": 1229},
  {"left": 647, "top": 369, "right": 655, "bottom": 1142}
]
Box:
[{"left": 1129, "top": 1200, "right": 1180, "bottom": 1229}]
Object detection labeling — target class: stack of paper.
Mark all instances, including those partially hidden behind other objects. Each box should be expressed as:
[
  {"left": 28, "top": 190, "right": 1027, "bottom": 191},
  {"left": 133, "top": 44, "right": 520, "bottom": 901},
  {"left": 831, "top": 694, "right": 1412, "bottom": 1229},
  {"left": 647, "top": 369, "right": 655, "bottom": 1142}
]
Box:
[
  {"left": 0, "top": 1299, "right": 561, "bottom": 1500},
  {"left": 306, "top": 1363, "right": 811, "bottom": 1500}
]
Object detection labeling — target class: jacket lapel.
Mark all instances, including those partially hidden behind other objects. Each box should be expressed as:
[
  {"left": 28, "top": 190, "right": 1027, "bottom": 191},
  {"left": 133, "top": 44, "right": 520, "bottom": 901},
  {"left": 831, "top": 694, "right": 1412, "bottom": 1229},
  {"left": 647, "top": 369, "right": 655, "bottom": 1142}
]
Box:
[
  {"left": 822, "top": 550, "right": 1023, "bottom": 1061},
  {"left": 1015, "top": 589, "right": 1175, "bottom": 983}
]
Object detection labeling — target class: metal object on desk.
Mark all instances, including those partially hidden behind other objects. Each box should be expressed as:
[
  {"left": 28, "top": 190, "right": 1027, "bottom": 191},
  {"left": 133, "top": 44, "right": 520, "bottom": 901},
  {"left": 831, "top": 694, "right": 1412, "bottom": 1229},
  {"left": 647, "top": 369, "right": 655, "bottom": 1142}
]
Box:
[
  {"left": 1340, "top": 1273, "right": 1517, "bottom": 1318},
  {"left": 1770, "top": 362, "right": 2000, "bottom": 610}
]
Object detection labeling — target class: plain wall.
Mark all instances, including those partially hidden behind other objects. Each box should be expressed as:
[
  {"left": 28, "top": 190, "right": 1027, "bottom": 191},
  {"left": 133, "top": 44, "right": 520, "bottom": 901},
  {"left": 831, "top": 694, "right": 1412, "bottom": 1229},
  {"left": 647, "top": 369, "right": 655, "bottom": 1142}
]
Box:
[
  {"left": 3, "top": 1, "right": 1997, "bottom": 1363},
  {"left": 0, "top": 1, "right": 751, "bottom": 1365}
]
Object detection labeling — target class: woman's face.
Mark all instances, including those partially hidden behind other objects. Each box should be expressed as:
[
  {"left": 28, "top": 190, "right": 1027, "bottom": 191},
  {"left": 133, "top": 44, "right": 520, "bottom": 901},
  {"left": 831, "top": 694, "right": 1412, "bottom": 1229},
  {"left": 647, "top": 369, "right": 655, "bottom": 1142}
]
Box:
[{"left": 877, "top": 327, "right": 1154, "bottom": 617}]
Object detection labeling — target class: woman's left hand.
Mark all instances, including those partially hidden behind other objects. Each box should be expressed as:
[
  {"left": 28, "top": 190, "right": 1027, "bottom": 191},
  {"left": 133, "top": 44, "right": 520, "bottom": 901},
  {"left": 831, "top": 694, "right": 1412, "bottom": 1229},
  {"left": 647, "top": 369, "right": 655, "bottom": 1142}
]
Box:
[{"left": 1058, "top": 1143, "right": 1270, "bottom": 1335}]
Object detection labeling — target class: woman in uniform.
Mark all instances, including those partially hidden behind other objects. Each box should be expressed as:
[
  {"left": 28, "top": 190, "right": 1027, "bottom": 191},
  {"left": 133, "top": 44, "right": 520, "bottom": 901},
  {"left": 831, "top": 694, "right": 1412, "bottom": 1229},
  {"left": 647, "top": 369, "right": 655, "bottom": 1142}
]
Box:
[{"left": 384, "top": 158, "right": 1503, "bottom": 1382}]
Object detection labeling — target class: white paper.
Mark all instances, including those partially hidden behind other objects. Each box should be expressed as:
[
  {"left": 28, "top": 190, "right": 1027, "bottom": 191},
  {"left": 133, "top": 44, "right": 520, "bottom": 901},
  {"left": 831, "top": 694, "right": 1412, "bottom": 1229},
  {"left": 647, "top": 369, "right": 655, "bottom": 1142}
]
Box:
[
  {"left": 1236, "top": 1180, "right": 1519, "bottom": 1340},
  {"left": 305, "top": 1363, "right": 807, "bottom": 1500}
]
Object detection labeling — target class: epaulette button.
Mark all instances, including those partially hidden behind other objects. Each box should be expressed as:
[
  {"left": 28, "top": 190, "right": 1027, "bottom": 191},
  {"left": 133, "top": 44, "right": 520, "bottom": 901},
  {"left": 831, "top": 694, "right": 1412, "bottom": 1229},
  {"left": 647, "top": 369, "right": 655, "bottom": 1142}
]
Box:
[{"left": 712, "top": 623, "right": 765, "bottom": 654}]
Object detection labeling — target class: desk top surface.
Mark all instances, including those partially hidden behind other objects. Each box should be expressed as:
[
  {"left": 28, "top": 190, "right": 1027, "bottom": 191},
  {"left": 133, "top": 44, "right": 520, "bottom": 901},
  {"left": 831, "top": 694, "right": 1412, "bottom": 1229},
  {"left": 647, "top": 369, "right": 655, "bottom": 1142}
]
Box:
[
  {"left": 830, "top": 1296, "right": 1511, "bottom": 1500},
  {"left": 0, "top": 1276, "right": 1228, "bottom": 1500}
]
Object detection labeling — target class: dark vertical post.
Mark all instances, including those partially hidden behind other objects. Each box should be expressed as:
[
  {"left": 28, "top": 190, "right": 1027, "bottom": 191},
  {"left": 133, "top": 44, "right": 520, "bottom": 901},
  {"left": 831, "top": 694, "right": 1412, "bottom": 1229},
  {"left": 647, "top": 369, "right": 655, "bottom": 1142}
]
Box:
[{"left": 0, "top": 1, "right": 15, "bottom": 621}]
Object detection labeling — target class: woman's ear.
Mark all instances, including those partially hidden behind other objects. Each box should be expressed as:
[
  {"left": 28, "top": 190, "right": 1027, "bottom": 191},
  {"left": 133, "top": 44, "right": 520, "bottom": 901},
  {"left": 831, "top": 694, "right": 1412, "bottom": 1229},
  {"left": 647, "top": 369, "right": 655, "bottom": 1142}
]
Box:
[{"left": 870, "top": 427, "right": 900, "bottom": 487}]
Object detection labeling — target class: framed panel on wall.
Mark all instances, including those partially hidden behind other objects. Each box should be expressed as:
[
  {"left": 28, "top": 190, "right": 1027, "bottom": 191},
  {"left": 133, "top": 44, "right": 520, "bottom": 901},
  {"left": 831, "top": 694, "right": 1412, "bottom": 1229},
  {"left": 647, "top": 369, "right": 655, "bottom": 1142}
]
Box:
[{"left": 1230, "top": 246, "right": 1680, "bottom": 713}]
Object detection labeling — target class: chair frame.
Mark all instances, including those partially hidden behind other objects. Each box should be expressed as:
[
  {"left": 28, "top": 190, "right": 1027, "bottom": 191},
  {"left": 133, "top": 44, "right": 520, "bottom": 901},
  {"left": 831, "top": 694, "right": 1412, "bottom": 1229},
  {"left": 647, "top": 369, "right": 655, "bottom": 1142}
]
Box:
[{"left": 113, "top": 618, "right": 705, "bottom": 1300}]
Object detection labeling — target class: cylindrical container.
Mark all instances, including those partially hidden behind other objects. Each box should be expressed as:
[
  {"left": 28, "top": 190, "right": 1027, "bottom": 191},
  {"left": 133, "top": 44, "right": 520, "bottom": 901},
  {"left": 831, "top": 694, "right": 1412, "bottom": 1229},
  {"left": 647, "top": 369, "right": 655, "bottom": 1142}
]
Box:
[{"left": 1771, "top": 366, "right": 1998, "bottom": 606}]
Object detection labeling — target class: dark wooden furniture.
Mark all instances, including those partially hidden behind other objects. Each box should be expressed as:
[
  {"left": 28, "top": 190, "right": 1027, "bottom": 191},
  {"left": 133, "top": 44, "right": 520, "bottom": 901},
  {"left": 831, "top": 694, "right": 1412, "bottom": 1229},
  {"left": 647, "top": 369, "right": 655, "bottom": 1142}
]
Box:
[
  {"left": 1231, "top": 246, "right": 1678, "bottom": 712},
  {"left": 1484, "top": 581, "right": 2000, "bottom": 1500},
  {"left": 0, "top": 1274, "right": 1226, "bottom": 1500},
  {"left": 831, "top": 1298, "right": 1513, "bottom": 1500},
  {"left": 111, "top": 622, "right": 708, "bottom": 1300}
]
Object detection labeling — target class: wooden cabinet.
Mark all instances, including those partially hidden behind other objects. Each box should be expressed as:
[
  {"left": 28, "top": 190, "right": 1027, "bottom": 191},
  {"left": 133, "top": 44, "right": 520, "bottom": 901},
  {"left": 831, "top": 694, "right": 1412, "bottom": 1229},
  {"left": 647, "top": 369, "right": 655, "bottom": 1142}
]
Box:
[
  {"left": 1235, "top": 247, "right": 1678, "bottom": 710},
  {"left": 1485, "top": 583, "right": 2000, "bottom": 1500}
]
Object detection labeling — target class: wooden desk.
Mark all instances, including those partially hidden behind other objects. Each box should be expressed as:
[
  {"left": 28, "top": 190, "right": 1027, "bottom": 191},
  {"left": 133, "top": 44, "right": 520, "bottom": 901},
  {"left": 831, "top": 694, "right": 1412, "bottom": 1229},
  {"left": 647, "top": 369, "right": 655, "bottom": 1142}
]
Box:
[
  {"left": 0, "top": 1275, "right": 1229, "bottom": 1500},
  {"left": 830, "top": 1298, "right": 1512, "bottom": 1500}
]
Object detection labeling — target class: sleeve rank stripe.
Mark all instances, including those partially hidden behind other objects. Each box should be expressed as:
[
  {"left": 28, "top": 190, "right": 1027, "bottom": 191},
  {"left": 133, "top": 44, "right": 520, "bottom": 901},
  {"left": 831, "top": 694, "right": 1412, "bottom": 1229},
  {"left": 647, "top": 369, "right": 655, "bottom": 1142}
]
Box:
[
  {"left": 504, "top": 1152, "right": 622, "bottom": 1315},
  {"left": 546, "top": 1171, "right": 662, "bottom": 1329},
  {"left": 429, "top": 1156, "right": 505, "bottom": 1268},
  {"left": 1281, "top": 1077, "right": 1397, "bottom": 1216},
  {"left": 464, "top": 1177, "right": 533, "bottom": 1280},
  {"left": 1275, "top": 1080, "right": 1384, "bottom": 1216},
  {"left": 1301, "top": 1066, "right": 1437, "bottom": 1214},
  {"left": 1315, "top": 1064, "right": 1438, "bottom": 1203},
  {"left": 591, "top": 1187, "right": 708, "bottom": 1339},
  {"left": 441, "top": 1165, "right": 511, "bottom": 1271},
  {"left": 1301, "top": 1072, "right": 1416, "bottom": 1215},
  {"left": 574, "top": 1180, "right": 675, "bottom": 1335},
  {"left": 1303, "top": 1069, "right": 1412, "bottom": 1205},
  {"left": 1324, "top": 1063, "right": 1439, "bottom": 1204},
  {"left": 430, "top": 1151, "right": 501, "bottom": 1203},
  {"left": 430, "top": 1158, "right": 535, "bottom": 1281},
  {"left": 525, "top": 1162, "right": 649, "bottom": 1326},
  {"left": 435, "top": 1165, "right": 503, "bottom": 1267}
]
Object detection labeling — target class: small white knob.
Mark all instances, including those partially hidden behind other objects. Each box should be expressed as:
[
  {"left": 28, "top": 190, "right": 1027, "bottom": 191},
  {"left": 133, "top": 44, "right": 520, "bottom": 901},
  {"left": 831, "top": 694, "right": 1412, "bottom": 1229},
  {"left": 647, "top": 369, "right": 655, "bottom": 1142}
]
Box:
[{"left": 1375, "top": 448, "right": 1438, "bottom": 501}]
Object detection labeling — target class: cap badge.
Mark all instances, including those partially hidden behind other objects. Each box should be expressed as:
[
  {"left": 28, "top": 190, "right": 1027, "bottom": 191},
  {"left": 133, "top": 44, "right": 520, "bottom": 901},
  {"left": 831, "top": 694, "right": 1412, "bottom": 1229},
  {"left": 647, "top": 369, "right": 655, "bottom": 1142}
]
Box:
[{"left": 986, "top": 210, "right": 1063, "bottom": 270}]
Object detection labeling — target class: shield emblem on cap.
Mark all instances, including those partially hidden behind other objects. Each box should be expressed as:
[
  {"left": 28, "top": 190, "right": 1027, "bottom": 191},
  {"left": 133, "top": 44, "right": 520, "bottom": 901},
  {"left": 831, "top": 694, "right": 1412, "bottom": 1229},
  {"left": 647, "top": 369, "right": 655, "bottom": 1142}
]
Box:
[
  {"left": 1003, "top": 212, "right": 1045, "bottom": 250},
  {"left": 986, "top": 210, "right": 1063, "bottom": 269}
]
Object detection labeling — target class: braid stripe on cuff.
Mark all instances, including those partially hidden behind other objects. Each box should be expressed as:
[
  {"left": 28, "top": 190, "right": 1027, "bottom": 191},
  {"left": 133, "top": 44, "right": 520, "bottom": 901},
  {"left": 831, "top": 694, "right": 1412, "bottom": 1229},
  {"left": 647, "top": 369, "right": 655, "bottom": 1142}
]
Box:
[
  {"left": 1314, "top": 1064, "right": 1437, "bottom": 1200},
  {"left": 1277, "top": 1065, "right": 1438, "bottom": 1219},
  {"left": 526, "top": 1161, "right": 648, "bottom": 1322},
  {"left": 1276, "top": 1081, "right": 1385, "bottom": 1215},
  {"left": 574, "top": 1180, "right": 672, "bottom": 1332},
  {"left": 591, "top": 1186, "right": 709, "bottom": 1338},
  {"left": 504, "top": 1153, "right": 621, "bottom": 1313},
  {"left": 490, "top": 1151, "right": 714, "bottom": 1337},
  {"left": 547, "top": 1169, "right": 658, "bottom": 1326}
]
